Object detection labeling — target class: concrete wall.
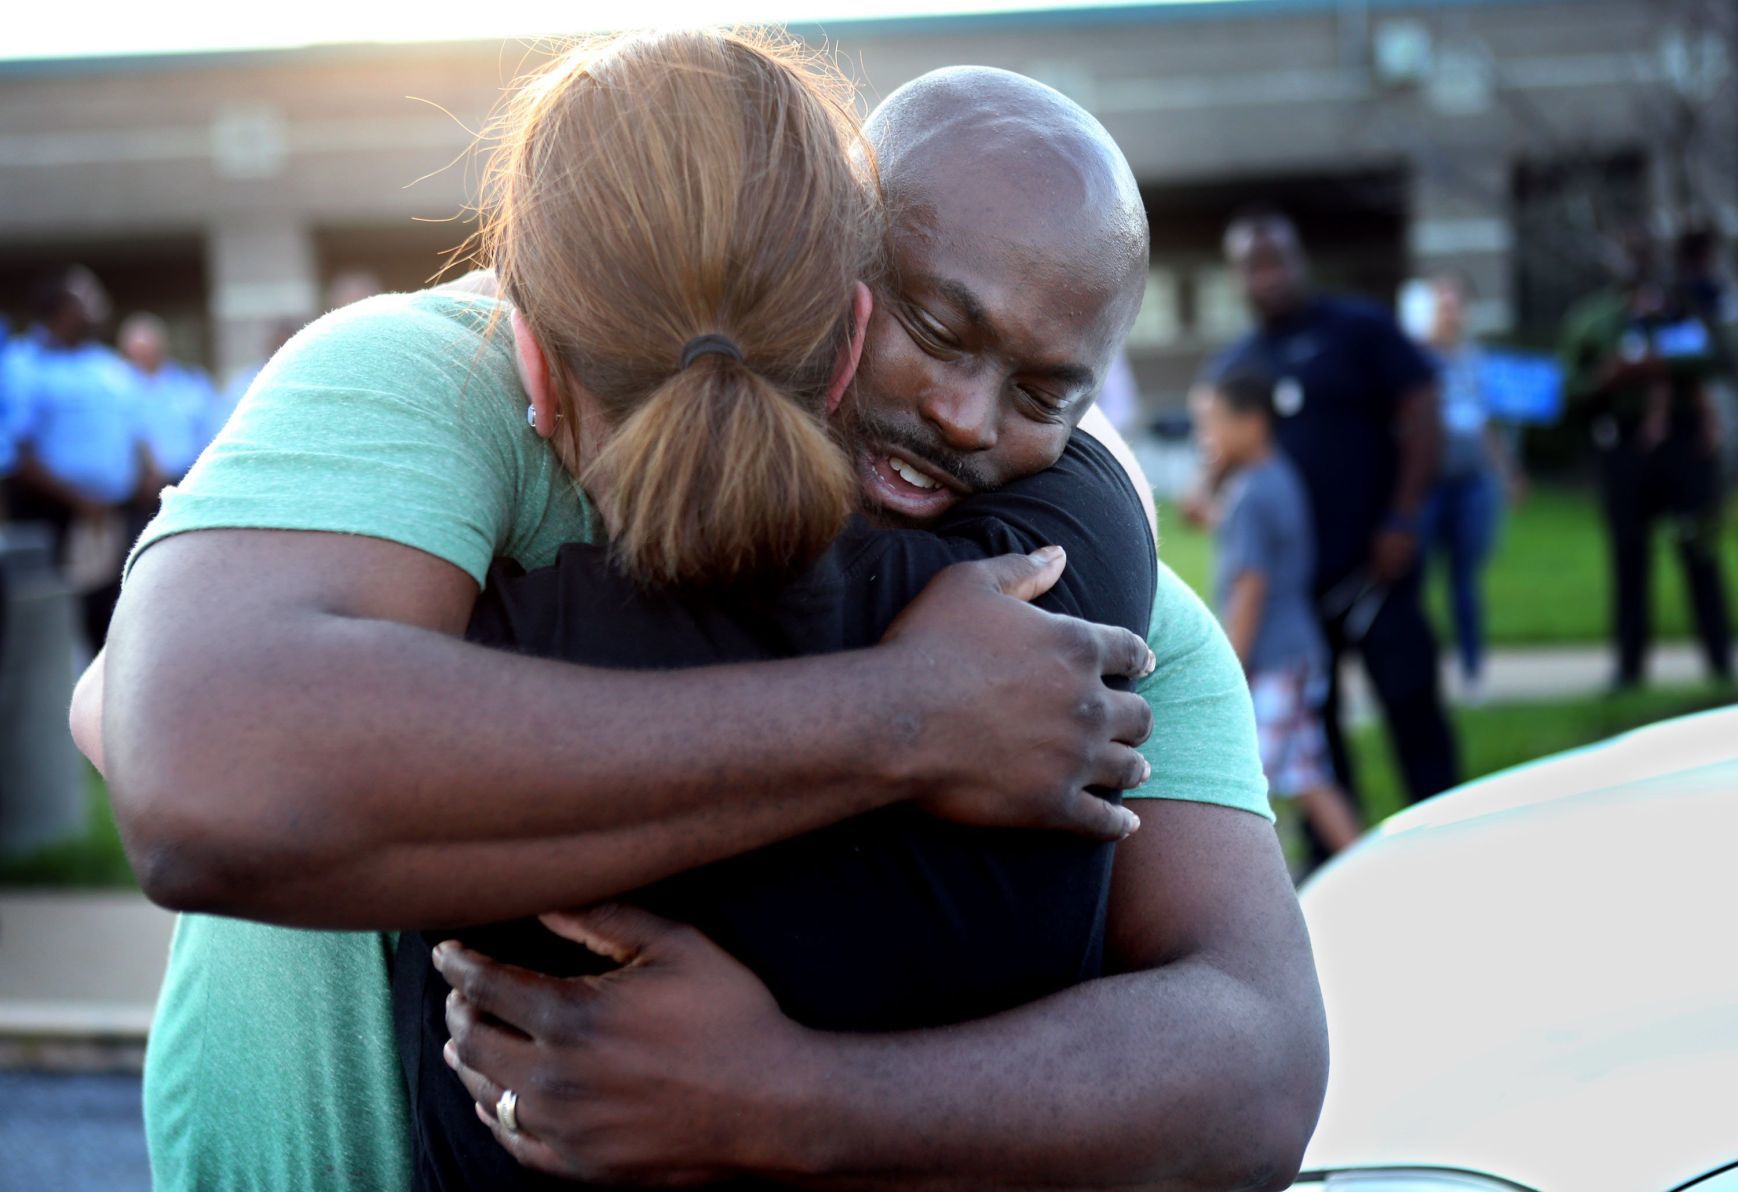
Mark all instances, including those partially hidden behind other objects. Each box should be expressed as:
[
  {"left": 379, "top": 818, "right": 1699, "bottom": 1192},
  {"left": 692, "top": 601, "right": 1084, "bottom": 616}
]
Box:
[{"left": 1, "top": 0, "right": 1732, "bottom": 407}]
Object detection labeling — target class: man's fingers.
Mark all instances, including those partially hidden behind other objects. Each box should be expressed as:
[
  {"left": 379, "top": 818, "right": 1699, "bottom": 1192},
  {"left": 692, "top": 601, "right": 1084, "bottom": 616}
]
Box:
[
  {"left": 1089, "top": 742, "right": 1152, "bottom": 796},
  {"left": 1055, "top": 790, "right": 1142, "bottom": 841},
  {"left": 968, "top": 546, "right": 1066, "bottom": 604},
  {"left": 450, "top": 1046, "right": 511, "bottom": 1122},
  {"left": 433, "top": 941, "right": 579, "bottom": 1038},
  {"left": 472, "top": 1094, "right": 569, "bottom": 1176},
  {"left": 1088, "top": 621, "right": 1156, "bottom": 680},
  {"left": 1107, "top": 689, "right": 1155, "bottom": 747},
  {"left": 444, "top": 992, "right": 543, "bottom": 1098},
  {"left": 538, "top": 902, "right": 685, "bottom": 967}
]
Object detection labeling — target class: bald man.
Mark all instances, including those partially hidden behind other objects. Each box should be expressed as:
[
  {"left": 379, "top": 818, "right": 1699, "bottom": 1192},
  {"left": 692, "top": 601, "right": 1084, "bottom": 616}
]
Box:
[
  {"left": 77, "top": 65, "right": 1323, "bottom": 1192},
  {"left": 432, "top": 69, "right": 1322, "bottom": 1191}
]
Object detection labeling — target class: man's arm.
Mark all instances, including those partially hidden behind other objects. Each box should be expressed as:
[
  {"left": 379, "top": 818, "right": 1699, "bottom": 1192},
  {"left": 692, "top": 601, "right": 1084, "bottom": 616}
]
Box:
[
  {"left": 1389, "top": 381, "right": 1441, "bottom": 523},
  {"left": 96, "top": 528, "right": 1152, "bottom": 929},
  {"left": 1223, "top": 570, "right": 1266, "bottom": 667},
  {"left": 11, "top": 450, "right": 104, "bottom": 519},
  {"left": 796, "top": 803, "right": 1323, "bottom": 1191},
  {"left": 438, "top": 801, "right": 1325, "bottom": 1191},
  {"left": 1369, "top": 378, "right": 1441, "bottom": 582}
]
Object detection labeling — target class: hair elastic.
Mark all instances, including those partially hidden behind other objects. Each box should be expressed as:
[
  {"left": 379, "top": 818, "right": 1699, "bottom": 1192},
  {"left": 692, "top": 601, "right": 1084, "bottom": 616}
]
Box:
[{"left": 679, "top": 333, "right": 744, "bottom": 370}]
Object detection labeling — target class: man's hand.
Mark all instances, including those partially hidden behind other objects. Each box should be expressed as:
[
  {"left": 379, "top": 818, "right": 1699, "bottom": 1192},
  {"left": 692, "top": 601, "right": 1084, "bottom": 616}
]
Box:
[
  {"left": 437, "top": 905, "right": 807, "bottom": 1186},
  {"left": 1177, "top": 485, "right": 1216, "bottom": 530},
  {"left": 1368, "top": 526, "right": 1418, "bottom": 582},
  {"left": 440, "top": 804, "right": 1327, "bottom": 1192},
  {"left": 880, "top": 548, "right": 1153, "bottom": 842}
]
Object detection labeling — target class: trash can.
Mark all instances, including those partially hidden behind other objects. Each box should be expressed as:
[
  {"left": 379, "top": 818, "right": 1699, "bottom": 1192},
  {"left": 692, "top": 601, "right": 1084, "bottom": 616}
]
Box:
[{"left": 0, "top": 523, "right": 87, "bottom": 860}]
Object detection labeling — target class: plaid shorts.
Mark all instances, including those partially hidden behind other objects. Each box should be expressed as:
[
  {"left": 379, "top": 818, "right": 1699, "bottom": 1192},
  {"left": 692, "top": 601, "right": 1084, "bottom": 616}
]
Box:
[{"left": 1249, "top": 661, "right": 1333, "bottom": 799}]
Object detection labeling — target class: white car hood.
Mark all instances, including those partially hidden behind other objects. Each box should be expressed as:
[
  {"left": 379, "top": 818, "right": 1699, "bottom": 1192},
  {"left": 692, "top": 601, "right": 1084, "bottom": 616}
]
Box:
[{"left": 1298, "top": 708, "right": 1738, "bottom": 1192}]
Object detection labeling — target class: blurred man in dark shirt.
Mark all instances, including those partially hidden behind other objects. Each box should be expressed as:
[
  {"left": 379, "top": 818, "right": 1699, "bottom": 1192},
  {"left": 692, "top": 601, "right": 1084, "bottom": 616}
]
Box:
[{"left": 1203, "top": 208, "right": 1459, "bottom": 809}]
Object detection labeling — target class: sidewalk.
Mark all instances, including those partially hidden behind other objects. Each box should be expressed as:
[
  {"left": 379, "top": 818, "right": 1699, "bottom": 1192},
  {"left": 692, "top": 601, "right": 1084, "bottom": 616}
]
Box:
[
  {"left": 0, "top": 891, "right": 174, "bottom": 1049},
  {"left": 1340, "top": 641, "right": 1711, "bottom": 723}
]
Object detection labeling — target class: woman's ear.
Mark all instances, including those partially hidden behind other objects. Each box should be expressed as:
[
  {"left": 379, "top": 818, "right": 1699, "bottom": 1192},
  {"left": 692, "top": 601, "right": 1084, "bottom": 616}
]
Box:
[
  {"left": 825, "top": 281, "right": 874, "bottom": 416},
  {"left": 510, "top": 306, "right": 560, "bottom": 439}
]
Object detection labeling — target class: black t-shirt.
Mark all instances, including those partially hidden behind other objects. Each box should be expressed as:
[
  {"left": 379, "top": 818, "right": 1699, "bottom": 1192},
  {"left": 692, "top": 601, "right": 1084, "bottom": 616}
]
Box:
[
  {"left": 393, "top": 431, "right": 1156, "bottom": 1191},
  {"left": 1209, "top": 296, "right": 1436, "bottom": 589}
]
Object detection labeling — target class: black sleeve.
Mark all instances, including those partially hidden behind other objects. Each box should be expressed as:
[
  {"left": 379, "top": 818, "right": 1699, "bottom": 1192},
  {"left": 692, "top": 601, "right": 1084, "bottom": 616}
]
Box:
[
  {"left": 834, "top": 430, "right": 1157, "bottom": 643},
  {"left": 1365, "top": 310, "right": 1437, "bottom": 407}
]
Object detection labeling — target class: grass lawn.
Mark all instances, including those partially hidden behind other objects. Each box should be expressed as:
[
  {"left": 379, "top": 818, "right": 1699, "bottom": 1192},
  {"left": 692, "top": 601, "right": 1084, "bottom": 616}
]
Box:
[
  {"left": 1157, "top": 486, "right": 1738, "bottom": 646},
  {"left": 0, "top": 766, "right": 135, "bottom": 888},
  {"left": 1343, "top": 682, "right": 1733, "bottom": 826}
]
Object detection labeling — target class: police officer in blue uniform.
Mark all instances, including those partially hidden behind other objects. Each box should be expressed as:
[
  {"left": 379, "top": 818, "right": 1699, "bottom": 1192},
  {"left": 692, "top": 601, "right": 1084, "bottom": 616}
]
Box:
[
  {"left": 3, "top": 269, "right": 149, "bottom": 646},
  {"left": 120, "top": 312, "right": 221, "bottom": 485},
  {"left": 1206, "top": 208, "right": 1459, "bottom": 809}
]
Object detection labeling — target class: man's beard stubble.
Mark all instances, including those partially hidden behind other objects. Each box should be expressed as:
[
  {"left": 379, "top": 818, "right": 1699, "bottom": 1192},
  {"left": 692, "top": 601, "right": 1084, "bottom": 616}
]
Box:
[{"left": 835, "top": 384, "right": 1000, "bottom": 526}]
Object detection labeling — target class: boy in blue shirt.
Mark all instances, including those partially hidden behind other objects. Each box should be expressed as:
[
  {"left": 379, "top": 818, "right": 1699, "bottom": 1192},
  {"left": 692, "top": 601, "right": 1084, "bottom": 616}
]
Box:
[{"left": 1197, "top": 373, "right": 1362, "bottom": 855}]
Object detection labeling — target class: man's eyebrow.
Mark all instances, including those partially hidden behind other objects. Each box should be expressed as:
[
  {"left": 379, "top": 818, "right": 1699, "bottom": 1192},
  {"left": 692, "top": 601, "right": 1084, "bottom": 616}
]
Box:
[
  {"left": 931, "top": 277, "right": 993, "bottom": 330},
  {"left": 926, "top": 276, "right": 1096, "bottom": 393},
  {"left": 1029, "top": 360, "right": 1097, "bottom": 393}
]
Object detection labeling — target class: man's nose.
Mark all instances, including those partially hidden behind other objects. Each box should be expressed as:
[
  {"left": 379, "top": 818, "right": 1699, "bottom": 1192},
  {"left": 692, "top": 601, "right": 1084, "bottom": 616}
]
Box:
[{"left": 917, "top": 380, "right": 999, "bottom": 453}]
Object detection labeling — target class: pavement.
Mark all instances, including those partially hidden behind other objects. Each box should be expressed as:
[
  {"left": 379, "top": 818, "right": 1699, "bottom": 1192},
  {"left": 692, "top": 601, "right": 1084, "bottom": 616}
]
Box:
[
  {"left": 0, "top": 1071, "right": 150, "bottom": 1191},
  {"left": 1339, "top": 640, "right": 1710, "bottom": 723},
  {"left": 0, "top": 895, "right": 168, "bottom": 1188},
  {"left": 0, "top": 892, "right": 174, "bottom": 1042}
]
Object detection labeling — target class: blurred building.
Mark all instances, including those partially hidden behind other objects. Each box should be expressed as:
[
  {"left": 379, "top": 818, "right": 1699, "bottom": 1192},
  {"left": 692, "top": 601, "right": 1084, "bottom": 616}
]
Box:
[{"left": 1, "top": 0, "right": 1732, "bottom": 411}]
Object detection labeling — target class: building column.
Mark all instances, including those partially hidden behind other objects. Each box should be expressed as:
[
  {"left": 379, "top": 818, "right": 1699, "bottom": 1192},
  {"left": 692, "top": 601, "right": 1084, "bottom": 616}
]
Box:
[
  {"left": 205, "top": 218, "right": 319, "bottom": 386},
  {"left": 1407, "top": 154, "right": 1515, "bottom": 337}
]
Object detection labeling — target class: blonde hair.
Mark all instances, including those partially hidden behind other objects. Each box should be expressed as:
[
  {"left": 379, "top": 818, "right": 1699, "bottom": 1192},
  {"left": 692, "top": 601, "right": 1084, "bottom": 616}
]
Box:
[{"left": 477, "top": 28, "right": 879, "bottom": 586}]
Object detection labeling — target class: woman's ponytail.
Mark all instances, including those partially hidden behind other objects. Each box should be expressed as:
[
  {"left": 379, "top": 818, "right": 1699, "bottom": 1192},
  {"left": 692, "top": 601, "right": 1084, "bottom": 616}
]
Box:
[{"left": 586, "top": 355, "right": 856, "bottom": 586}]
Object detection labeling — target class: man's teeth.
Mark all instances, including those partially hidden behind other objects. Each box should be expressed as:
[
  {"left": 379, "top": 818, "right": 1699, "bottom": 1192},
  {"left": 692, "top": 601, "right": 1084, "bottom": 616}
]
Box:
[{"left": 888, "top": 455, "right": 940, "bottom": 490}]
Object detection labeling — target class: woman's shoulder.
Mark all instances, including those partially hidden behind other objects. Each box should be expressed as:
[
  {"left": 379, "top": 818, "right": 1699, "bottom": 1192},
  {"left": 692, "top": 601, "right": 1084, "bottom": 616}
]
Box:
[
  {"left": 248, "top": 291, "right": 524, "bottom": 434},
  {"left": 288, "top": 290, "right": 507, "bottom": 364}
]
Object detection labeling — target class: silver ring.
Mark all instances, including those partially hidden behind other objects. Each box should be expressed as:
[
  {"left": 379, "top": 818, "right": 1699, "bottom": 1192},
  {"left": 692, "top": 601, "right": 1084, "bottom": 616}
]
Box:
[{"left": 497, "top": 1087, "right": 520, "bottom": 1134}]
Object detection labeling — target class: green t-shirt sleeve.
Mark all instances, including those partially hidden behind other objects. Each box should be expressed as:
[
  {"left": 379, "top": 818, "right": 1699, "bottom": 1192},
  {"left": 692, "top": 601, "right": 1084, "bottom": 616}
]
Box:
[
  {"left": 128, "top": 292, "right": 526, "bottom": 587},
  {"left": 1125, "top": 559, "right": 1274, "bottom": 821}
]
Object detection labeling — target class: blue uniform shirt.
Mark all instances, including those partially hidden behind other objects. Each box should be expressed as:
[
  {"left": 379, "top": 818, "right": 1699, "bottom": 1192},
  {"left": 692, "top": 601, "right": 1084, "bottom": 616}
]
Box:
[
  {"left": 9, "top": 335, "right": 146, "bottom": 504},
  {"left": 132, "top": 362, "right": 220, "bottom": 478},
  {"left": 1209, "top": 296, "right": 1436, "bottom": 588},
  {"left": 0, "top": 334, "right": 27, "bottom": 477}
]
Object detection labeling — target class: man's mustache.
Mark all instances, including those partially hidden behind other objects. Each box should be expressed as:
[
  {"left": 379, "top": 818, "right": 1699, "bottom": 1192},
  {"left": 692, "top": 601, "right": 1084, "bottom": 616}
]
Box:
[{"left": 843, "top": 406, "right": 997, "bottom": 494}]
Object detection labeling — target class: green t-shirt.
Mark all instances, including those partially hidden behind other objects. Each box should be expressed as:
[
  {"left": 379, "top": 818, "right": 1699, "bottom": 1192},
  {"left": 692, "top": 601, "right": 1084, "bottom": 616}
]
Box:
[{"left": 134, "top": 291, "right": 1269, "bottom": 1191}]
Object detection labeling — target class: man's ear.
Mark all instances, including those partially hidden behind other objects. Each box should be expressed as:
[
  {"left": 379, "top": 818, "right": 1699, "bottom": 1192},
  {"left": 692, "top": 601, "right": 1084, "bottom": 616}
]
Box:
[
  {"left": 510, "top": 306, "right": 560, "bottom": 439},
  {"left": 825, "top": 281, "right": 874, "bottom": 416}
]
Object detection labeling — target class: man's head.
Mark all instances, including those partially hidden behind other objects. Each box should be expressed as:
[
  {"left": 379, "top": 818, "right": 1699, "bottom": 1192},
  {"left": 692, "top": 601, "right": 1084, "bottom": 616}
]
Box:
[
  {"left": 1193, "top": 373, "right": 1274, "bottom": 471},
  {"left": 1674, "top": 224, "right": 1719, "bottom": 282},
  {"left": 843, "top": 66, "right": 1149, "bottom": 523},
  {"left": 31, "top": 266, "right": 110, "bottom": 348},
  {"left": 1429, "top": 273, "right": 1470, "bottom": 346},
  {"left": 1608, "top": 225, "right": 1660, "bottom": 297},
  {"left": 1223, "top": 207, "right": 1309, "bottom": 325},
  {"left": 120, "top": 313, "right": 170, "bottom": 374}
]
